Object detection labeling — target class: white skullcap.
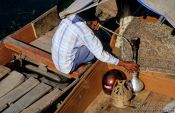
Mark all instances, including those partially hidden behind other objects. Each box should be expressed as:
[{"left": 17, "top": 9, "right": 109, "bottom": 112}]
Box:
[{"left": 59, "top": 0, "right": 108, "bottom": 19}]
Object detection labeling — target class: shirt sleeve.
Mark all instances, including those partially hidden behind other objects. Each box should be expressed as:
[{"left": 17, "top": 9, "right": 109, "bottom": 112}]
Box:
[{"left": 79, "top": 23, "right": 119, "bottom": 65}]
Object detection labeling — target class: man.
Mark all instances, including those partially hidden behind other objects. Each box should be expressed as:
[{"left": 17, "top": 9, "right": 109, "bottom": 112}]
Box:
[{"left": 51, "top": 0, "right": 138, "bottom": 74}]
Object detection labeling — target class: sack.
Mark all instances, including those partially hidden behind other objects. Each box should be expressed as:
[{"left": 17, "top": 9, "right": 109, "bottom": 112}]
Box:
[{"left": 111, "top": 80, "right": 133, "bottom": 108}]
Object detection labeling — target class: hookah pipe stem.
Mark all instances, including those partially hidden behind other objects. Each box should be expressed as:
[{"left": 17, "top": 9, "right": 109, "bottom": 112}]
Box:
[{"left": 131, "top": 37, "right": 140, "bottom": 64}]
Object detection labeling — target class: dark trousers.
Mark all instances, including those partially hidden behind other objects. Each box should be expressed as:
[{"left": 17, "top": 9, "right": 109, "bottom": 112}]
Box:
[{"left": 70, "top": 46, "right": 95, "bottom": 72}]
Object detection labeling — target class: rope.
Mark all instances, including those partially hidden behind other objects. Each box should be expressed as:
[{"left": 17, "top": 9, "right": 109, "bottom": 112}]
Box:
[
  {"left": 99, "top": 24, "right": 132, "bottom": 47},
  {"left": 99, "top": 24, "right": 133, "bottom": 58}
]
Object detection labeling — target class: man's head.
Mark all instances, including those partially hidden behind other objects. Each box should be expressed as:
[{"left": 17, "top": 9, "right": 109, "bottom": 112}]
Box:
[{"left": 77, "top": 7, "right": 98, "bottom": 22}]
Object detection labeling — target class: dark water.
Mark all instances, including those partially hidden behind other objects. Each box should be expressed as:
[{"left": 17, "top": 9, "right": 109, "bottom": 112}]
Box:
[{"left": 0, "top": 0, "right": 58, "bottom": 40}]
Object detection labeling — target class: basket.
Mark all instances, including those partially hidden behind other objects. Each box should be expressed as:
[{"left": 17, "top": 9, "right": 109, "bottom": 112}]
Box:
[{"left": 111, "top": 80, "right": 133, "bottom": 108}]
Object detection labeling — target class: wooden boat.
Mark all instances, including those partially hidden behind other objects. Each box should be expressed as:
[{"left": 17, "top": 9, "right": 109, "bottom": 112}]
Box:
[
  {"left": 0, "top": 6, "right": 92, "bottom": 113},
  {"left": 1, "top": 4, "right": 175, "bottom": 113}
]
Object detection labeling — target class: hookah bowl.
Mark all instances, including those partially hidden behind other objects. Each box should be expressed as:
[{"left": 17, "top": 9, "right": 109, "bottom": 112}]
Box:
[{"left": 131, "top": 71, "right": 144, "bottom": 94}]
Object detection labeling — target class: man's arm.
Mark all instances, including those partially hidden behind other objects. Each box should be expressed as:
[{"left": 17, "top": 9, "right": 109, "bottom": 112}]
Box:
[{"left": 79, "top": 23, "right": 138, "bottom": 72}]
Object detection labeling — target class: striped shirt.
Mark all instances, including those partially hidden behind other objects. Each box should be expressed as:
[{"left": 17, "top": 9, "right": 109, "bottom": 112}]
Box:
[{"left": 51, "top": 15, "right": 119, "bottom": 74}]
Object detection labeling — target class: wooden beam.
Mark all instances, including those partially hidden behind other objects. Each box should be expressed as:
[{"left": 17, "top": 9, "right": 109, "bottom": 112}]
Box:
[
  {"left": 3, "top": 37, "right": 57, "bottom": 73},
  {"left": 3, "top": 37, "right": 83, "bottom": 78}
]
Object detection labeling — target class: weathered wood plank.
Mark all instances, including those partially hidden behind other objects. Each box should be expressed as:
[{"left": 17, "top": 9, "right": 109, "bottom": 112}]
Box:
[
  {"left": 0, "top": 65, "right": 11, "bottom": 80},
  {"left": 30, "top": 36, "right": 52, "bottom": 53},
  {"left": 21, "top": 88, "right": 62, "bottom": 113},
  {"left": 0, "top": 71, "right": 25, "bottom": 98},
  {"left": 30, "top": 27, "right": 56, "bottom": 53},
  {"left": 25, "top": 64, "right": 61, "bottom": 82},
  {"left": 40, "top": 77, "right": 68, "bottom": 89},
  {"left": 0, "top": 77, "right": 40, "bottom": 112},
  {"left": 2, "top": 83, "right": 52, "bottom": 113}
]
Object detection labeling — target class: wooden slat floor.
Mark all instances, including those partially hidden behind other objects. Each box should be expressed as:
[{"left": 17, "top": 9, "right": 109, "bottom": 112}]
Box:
[
  {"left": 0, "top": 65, "right": 69, "bottom": 113},
  {"left": 84, "top": 90, "right": 175, "bottom": 113},
  {"left": 30, "top": 27, "right": 57, "bottom": 53}
]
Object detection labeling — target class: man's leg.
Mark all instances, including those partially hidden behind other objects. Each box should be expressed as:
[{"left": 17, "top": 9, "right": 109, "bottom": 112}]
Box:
[{"left": 71, "top": 46, "right": 95, "bottom": 72}]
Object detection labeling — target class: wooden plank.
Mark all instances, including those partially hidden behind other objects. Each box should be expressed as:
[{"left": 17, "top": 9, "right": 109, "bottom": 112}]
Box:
[
  {"left": 30, "top": 36, "right": 52, "bottom": 53},
  {"left": 11, "top": 24, "right": 37, "bottom": 43},
  {"left": 21, "top": 88, "right": 62, "bottom": 113},
  {"left": 2, "top": 83, "right": 52, "bottom": 113},
  {"left": 0, "top": 77, "right": 40, "bottom": 112},
  {"left": 30, "top": 27, "right": 56, "bottom": 53},
  {"left": 25, "top": 64, "right": 61, "bottom": 82},
  {"left": 0, "top": 65, "right": 11, "bottom": 80},
  {"left": 40, "top": 77, "right": 68, "bottom": 89},
  {"left": 0, "top": 71, "right": 25, "bottom": 98}
]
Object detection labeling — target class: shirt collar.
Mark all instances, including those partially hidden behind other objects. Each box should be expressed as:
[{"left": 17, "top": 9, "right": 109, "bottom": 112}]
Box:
[{"left": 68, "top": 15, "right": 85, "bottom": 23}]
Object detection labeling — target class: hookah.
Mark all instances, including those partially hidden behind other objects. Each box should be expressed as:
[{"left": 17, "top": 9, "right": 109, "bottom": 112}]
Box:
[
  {"left": 130, "top": 37, "right": 144, "bottom": 94},
  {"left": 98, "top": 24, "right": 144, "bottom": 93}
]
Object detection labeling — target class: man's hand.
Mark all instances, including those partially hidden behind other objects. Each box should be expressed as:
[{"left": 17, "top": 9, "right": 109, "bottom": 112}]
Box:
[
  {"left": 117, "top": 60, "right": 139, "bottom": 73},
  {"left": 90, "top": 20, "right": 100, "bottom": 30}
]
